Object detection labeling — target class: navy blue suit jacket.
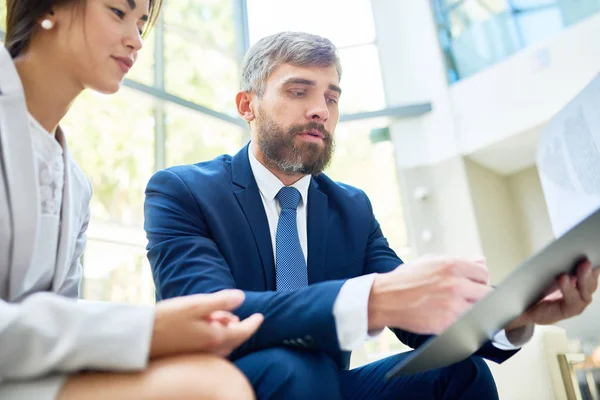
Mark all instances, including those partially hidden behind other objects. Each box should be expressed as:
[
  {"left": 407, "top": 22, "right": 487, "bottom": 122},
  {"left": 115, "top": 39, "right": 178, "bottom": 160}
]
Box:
[{"left": 144, "top": 144, "right": 517, "bottom": 370}]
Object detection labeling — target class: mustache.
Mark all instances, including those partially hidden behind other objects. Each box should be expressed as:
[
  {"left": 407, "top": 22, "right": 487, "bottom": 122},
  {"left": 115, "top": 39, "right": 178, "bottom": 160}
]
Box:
[{"left": 287, "top": 122, "right": 332, "bottom": 140}]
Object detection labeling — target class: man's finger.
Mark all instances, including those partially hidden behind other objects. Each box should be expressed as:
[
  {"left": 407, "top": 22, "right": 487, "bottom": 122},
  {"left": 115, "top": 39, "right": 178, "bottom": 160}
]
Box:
[
  {"left": 558, "top": 274, "right": 582, "bottom": 311},
  {"left": 543, "top": 280, "right": 561, "bottom": 297},
  {"left": 472, "top": 257, "right": 486, "bottom": 266},
  {"left": 576, "top": 262, "right": 595, "bottom": 303},
  {"left": 188, "top": 289, "right": 246, "bottom": 316},
  {"left": 457, "top": 259, "right": 490, "bottom": 285},
  {"left": 461, "top": 280, "right": 493, "bottom": 303}
]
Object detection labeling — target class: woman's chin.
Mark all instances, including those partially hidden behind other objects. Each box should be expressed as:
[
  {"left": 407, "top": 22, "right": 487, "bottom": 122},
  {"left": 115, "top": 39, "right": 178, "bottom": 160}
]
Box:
[{"left": 89, "top": 80, "right": 122, "bottom": 95}]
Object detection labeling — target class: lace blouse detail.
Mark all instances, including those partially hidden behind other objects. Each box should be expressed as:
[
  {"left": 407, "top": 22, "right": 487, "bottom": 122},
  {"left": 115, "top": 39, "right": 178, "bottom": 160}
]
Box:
[{"left": 28, "top": 114, "right": 64, "bottom": 216}]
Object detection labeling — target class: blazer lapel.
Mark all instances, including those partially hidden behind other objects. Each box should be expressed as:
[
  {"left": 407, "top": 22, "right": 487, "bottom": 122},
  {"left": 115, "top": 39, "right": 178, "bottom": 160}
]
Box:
[
  {"left": 52, "top": 128, "right": 75, "bottom": 290},
  {"left": 0, "top": 49, "right": 40, "bottom": 300},
  {"left": 231, "top": 144, "right": 275, "bottom": 289},
  {"left": 307, "top": 179, "right": 328, "bottom": 284}
]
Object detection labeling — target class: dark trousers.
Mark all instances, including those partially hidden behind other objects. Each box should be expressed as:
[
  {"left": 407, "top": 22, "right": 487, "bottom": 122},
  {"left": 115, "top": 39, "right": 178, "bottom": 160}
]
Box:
[{"left": 235, "top": 347, "right": 499, "bottom": 400}]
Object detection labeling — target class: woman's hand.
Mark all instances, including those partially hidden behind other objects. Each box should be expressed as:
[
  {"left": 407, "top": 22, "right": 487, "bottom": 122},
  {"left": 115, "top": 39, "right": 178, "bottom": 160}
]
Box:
[{"left": 150, "top": 290, "right": 263, "bottom": 359}]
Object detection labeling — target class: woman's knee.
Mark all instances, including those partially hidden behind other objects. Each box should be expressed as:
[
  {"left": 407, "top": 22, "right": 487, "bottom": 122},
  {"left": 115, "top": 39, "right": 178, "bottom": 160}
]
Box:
[
  {"left": 58, "top": 354, "right": 253, "bottom": 400},
  {"left": 151, "top": 354, "right": 255, "bottom": 400}
]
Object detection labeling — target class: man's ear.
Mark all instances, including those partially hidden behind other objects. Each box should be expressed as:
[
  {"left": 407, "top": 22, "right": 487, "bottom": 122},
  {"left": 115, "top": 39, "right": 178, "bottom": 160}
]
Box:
[{"left": 236, "top": 91, "right": 256, "bottom": 123}]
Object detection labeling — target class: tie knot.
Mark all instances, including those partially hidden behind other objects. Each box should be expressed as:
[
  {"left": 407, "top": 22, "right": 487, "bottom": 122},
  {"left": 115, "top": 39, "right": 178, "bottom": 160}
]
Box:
[{"left": 276, "top": 186, "right": 301, "bottom": 210}]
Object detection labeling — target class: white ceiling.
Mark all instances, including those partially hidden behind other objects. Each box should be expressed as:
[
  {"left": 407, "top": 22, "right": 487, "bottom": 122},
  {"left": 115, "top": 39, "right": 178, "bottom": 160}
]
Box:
[{"left": 465, "top": 123, "right": 546, "bottom": 176}]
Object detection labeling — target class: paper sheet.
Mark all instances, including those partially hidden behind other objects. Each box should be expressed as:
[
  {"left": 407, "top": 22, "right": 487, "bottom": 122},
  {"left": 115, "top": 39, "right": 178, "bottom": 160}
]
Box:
[
  {"left": 537, "top": 73, "right": 600, "bottom": 238},
  {"left": 537, "top": 73, "right": 600, "bottom": 345}
]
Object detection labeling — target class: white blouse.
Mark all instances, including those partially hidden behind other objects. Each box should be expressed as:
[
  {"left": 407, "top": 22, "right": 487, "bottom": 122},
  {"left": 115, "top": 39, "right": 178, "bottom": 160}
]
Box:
[{"left": 18, "top": 114, "right": 64, "bottom": 297}]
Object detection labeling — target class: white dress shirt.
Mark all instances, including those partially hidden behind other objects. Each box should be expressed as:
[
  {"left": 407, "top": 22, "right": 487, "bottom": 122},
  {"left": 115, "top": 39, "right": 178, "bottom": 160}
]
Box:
[{"left": 248, "top": 145, "right": 529, "bottom": 351}]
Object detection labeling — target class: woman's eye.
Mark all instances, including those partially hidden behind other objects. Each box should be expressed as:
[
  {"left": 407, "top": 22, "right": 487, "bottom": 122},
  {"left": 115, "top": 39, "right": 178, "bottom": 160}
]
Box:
[{"left": 111, "top": 8, "right": 125, "bottom": 19}]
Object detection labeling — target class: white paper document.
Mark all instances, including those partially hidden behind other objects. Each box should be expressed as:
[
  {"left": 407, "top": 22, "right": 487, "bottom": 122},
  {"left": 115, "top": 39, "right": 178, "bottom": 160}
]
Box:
[
  {"left": 537, "top": 73, "right": 600, "bottom": 237},
  {"left": 537, "top": 72, "right": 600, "bottom": 344}
]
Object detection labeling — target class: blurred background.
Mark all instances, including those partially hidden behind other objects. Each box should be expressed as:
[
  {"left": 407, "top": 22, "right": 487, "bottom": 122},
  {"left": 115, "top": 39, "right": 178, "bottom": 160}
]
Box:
[{"left": 2, "top": 1, "right": 599, "bottom": 398}]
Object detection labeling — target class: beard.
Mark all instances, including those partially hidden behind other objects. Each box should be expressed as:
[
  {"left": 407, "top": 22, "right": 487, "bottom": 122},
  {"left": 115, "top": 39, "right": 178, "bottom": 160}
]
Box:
[{"left": 255, "top": 108, "right": 335, "bottom": 176}]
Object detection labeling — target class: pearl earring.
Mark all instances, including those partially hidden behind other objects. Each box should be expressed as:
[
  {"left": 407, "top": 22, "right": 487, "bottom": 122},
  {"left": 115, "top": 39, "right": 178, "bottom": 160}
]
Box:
[{"left": 41, "top": 19, "right": 54, "bottom": 30}]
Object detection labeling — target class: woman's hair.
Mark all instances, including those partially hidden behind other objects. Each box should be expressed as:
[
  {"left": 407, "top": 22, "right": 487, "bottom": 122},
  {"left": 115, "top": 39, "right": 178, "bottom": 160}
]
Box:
[{"left": 5, "top": 0, "right": 163, "bottom": 59}]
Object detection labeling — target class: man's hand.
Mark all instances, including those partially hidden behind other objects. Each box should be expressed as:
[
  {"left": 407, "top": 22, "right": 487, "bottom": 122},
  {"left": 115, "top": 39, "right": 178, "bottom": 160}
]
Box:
[
  {"left": 506, "top": 259, "right": 600, "bottom": 331},
  {"left": 150, "top": 289, "right": 263, "bottom": 359},
  {"left": 368, "top": 256, "right": 492, "bottom": 334}
]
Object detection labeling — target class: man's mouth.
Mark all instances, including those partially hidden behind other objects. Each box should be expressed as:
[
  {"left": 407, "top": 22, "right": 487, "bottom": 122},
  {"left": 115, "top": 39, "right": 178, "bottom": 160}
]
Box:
[{"left": 300, "top": 130, "right": 324, "bottom": 140}]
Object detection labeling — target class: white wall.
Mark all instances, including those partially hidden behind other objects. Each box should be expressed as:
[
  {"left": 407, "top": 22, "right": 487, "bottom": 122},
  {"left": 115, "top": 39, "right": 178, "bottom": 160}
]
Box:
[
  {"left": 464, "top": 159, "right": 526, "bottom": 283},
  {"left": 396, "top": 158, "right": 484, "bottom": 258},
  {"left": 463, "top": 162, "right": 555, "bottom": 282},
  {"left": 372, "top": 0, "right": 460, "bottom": 167},
  {"left": 507, "top": 166, "right": 555, "bottom": 256},
  {"left": 452, "top": 12, "right": 600, "bottom": 155}
]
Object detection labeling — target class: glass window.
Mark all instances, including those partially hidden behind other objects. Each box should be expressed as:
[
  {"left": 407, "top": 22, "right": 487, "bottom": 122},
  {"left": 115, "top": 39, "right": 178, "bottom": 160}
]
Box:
[
  {"left": 338, "top": 45, "right": 386, "bottom": 114},
  {"left": 511, "top": 0, "right": 556, "bottom": 7},
  {"left": 62, "top": 88, "right": 156, "bottom": 304},
  {"left": 63, "top": 88, "right": 155, "bottom": 226},
  {"left": 163, "top": 0, "right": 239, "bottom": 115},
  {"left": 247, "top": 0, "right": 376, "bottom": 47},
  {"left": 445, "top": 0, "right": 510, "bottom": 38},
  {"left": 0, "top": 5, "right": 6, "bottom": 33},
  {"left": 246, "top": 0, "right": 386, "bottom": 115},
  {"left": 435, "top": 0, "right": 600, "bottom": 82},
  {"left": 127, "top": 30, "right": 155, "bottom": 86},
  {"left": 82, "top": 235, "right": 154, "bottom": 304},
  {"left": 513, "top": 7, "right": 564, "bottom": 45},
  {"left": 164, "top": 31, "right": 239, "bottom": 116},
  {"left": 164, "top": 0, "right": 236, "bottom": 54},
  {"left": 165, "top": 102, "right": 245, "bottom": 167},
  {"left": 326, "top": 119, "right": 411, "bottom": 261}
]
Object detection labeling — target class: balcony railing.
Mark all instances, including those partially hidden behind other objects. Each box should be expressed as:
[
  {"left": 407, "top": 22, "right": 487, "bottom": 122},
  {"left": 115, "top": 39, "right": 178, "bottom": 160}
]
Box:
[{"left": 434, "top": 0, "right": 600, "bottom": 82}]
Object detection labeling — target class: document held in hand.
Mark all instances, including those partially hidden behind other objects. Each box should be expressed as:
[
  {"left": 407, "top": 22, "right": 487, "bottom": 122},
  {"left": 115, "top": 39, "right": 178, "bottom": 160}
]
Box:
[
  {"left": 537, "top": 72, "right": 600, "bottom": 237},
  {"left": 537, "top": 72, "right": 600, "bottom": 342},
  {"left": 386, "top": 72, "right": 600, "bottom": 380}
]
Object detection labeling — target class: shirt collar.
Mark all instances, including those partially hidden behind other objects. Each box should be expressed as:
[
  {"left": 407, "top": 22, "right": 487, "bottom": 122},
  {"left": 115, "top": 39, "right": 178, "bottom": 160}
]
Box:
[{"left": 248, "top": 143, "right": 311, "bottom": 206}]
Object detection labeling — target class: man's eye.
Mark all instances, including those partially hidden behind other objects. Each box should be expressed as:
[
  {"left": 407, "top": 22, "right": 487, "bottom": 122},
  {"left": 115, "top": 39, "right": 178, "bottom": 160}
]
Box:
[{"left": 290, "top": 90, "right": 305, "bottom": 97}]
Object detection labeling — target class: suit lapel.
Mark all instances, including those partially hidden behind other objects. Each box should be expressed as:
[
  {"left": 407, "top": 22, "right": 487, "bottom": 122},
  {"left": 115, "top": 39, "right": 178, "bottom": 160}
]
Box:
[
  {"left": 232, "top": 144, "right": 275, "bottom": 289},
  {"left": 52, "top": 128, "right": 75, "bottom": 290},
  {"left": 307, "top": 179, "right": 328, "bottom": 284},
  {"left": 0, "top": 49, "right": 40, "bottom": 300}
]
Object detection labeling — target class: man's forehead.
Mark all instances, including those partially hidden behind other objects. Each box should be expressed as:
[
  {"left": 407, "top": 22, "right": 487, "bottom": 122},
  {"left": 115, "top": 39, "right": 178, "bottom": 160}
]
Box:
[{"left": 269, "top": 64, "right": 340, "bottom": 86}]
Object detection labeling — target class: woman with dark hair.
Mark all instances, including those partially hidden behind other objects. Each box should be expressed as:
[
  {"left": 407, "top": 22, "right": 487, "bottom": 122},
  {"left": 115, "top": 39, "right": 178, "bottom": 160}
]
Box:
[{"left": 0, "top": 1, "right": 262, "bottom": 399}]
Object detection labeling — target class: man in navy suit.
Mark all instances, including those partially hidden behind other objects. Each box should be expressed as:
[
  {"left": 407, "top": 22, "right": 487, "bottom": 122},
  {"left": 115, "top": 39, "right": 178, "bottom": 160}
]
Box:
[{"left": 144, "top": 31, "right": 600, "bottom": 399}]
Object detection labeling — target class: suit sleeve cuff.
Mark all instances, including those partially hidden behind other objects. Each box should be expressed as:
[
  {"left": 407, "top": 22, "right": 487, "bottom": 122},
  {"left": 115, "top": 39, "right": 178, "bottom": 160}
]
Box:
[
  {"left": 332, "top": 274, "right": 378, "bottom": 351},
  {"left": 491, "top": 324, "right": 535, "bottom": 350}
]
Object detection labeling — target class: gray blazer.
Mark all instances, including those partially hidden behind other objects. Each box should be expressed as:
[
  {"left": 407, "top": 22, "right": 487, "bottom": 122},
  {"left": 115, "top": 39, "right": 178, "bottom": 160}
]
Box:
[{"left": 0, "top": 46, "right": 154, "bottom": 397}]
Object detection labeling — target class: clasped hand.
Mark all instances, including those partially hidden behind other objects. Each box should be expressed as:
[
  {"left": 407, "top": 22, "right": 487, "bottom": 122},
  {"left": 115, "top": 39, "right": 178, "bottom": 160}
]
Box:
[{"left": 150, "top": 290, "right": 263, "bottom": 359}]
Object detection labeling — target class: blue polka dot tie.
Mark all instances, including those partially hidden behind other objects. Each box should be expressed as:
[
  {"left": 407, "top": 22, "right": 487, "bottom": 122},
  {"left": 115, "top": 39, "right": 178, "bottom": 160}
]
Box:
[{"left": 275, "top": 186, "right": 308, "bottom": 291}]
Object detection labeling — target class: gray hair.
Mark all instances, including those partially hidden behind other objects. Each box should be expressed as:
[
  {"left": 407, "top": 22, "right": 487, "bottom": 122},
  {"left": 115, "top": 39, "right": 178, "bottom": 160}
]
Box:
[{"left": 241, "top": 31, "right": 342, "bottom": 97}]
